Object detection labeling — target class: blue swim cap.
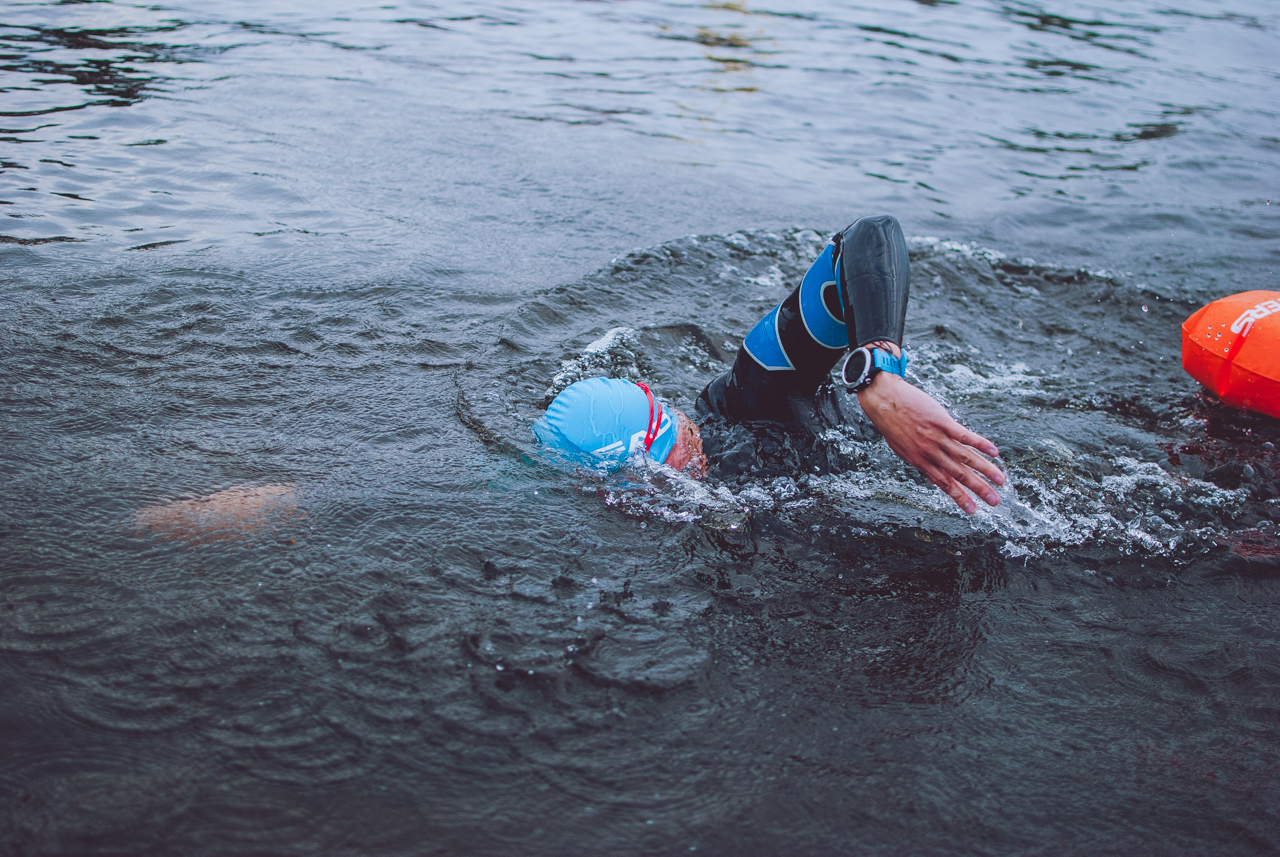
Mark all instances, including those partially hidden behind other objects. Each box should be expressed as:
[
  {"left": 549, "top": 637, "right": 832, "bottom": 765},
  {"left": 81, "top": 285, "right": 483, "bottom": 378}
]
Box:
[{"left": 533, "top": 377, "right": 678, "bottom": 469}]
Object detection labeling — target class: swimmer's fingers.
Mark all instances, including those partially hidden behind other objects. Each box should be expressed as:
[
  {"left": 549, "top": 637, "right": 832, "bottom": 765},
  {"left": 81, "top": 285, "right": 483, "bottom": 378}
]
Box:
[
  {"left": 903, "top": 431, "right": 1000, "bottom": 514},
  {"left": 942, "top": 432, "right": 1005, "bottom": 489},
  {"left": 945, "top": 423, "right": 1000, "bottom": 460},
  {"left": 940, "top": 444, "right": 1002, "bottom": 510},
  {"left": 918, "top": 445, "right": 997, "bottom": 514},
  {"left": 926, "top": 468, "right": 981, "bottom": 515}
]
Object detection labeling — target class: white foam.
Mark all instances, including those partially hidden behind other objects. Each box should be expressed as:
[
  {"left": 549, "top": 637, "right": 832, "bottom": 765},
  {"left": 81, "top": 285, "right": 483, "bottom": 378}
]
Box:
[
  {"left": 908, "top": 236, "right": 1009, "bottom": 265},
  {"left": 582, "top": 327, "right": 635, "bottom": 355},
  {"left": 936, "top": 362, "right": 1043, "bottom": 396},
  {"left": 744, "top": 265, "right": 785, "bottom": 289},
  {"left": 546, "top": 327, "right": 643, "bottom": 396},
  {"left": 909, "top": 234, "right": 1119, "bottom": 282}
]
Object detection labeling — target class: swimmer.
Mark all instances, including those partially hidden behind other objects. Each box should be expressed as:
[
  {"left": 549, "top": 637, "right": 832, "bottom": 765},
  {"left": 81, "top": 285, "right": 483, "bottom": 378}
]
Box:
[{"left": 536, "top": 215, "right": 1005, "bottom": 515}]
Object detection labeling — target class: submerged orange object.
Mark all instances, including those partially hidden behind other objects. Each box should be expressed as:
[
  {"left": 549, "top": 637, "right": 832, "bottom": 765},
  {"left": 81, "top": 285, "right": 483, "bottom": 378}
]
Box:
[{"left": 1182, "top": 290, "right": 1280, "bottom": 419}]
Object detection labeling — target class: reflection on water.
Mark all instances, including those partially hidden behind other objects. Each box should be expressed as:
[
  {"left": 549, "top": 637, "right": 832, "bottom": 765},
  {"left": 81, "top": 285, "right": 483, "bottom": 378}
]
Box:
[
  {"left": 0, "top": 0, "right": 1275, "bottom": 275},
  {"left": 0, "top": 22, "right": 193, "bottom": 108},
  {"left": 2, "top": 0, "right": 1280, "bottom": 854}
]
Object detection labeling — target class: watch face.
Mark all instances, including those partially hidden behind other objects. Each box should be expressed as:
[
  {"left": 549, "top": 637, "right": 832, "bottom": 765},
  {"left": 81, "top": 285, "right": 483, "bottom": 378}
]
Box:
[{"left": 841, "top": 348, "right": 871, "bottom": 389}]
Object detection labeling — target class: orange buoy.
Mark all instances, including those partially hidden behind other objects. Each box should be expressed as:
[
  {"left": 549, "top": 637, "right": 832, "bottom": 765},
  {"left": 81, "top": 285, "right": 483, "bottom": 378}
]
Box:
[{"left": 1182, "top": 290, "right": 1280, "bottom": 419}]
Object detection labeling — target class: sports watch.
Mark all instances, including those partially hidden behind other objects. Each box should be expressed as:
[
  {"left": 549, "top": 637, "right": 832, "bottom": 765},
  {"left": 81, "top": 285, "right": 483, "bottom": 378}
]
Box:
[{"left": 840, "top": 346, "right": 909, "bottom": 392}]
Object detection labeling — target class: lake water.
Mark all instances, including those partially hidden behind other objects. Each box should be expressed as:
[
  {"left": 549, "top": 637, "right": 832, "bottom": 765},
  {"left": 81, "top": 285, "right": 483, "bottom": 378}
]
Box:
[{"left": 2, "top": 0, "right": 1279, "bottom": 854}]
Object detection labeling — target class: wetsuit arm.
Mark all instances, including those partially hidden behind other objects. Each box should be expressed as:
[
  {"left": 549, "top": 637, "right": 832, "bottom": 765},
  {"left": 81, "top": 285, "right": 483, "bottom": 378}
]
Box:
[{"left": 835, "top": 215, "right": 910, "bottom": 349}]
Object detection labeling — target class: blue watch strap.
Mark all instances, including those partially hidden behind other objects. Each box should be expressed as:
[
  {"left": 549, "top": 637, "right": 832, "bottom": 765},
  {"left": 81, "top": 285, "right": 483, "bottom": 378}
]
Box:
[{"left": 871, "top": 347, "right": 909, "bottom": 378}]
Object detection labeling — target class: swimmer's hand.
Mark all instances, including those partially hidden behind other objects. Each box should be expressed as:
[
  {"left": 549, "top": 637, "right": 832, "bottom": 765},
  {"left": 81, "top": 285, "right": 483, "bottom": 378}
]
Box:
[{"left": 856, "top": 372, "right": 1003, "bottom": 514}]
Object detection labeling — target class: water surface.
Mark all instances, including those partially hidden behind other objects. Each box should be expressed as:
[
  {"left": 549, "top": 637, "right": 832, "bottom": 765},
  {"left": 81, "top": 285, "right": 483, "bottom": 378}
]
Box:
[{"left": 2, "top": 0, "right": 1279, "bottom": 854}]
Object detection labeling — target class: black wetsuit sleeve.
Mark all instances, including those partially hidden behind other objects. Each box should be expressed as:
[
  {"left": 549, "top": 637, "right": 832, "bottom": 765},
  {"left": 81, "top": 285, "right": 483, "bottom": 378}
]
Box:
[
  {"left": 833, "top": 214, "right": 910, "bottom": 348},
  {"left": 697, "top": 215, "right": 911, "bottom": 425}
]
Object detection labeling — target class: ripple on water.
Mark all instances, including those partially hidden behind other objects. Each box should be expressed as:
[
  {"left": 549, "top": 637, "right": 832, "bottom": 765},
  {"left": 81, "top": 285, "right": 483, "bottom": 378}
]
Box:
[{"left": 2, "top": 1, "right": 1280, "bottom": 852}]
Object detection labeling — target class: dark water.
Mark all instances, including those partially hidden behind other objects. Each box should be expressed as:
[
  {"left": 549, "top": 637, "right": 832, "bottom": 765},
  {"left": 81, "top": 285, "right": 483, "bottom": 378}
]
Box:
[{"left": 3, "top": 0, "right": 1280, "bottom": 854}]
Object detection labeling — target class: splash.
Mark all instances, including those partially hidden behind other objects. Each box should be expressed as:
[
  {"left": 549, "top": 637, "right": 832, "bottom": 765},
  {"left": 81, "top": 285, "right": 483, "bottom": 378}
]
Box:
[
  {"left": 908, "top": 236, "right": 1009, "bottom": 265},
  {"left": 546, "top": 327, "right": 648, "bottom": 397}
]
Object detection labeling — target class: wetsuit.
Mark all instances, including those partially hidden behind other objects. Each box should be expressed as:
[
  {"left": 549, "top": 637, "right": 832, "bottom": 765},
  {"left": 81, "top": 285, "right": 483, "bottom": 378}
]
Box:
[{"left": 697, "top": 215, "right": 911, "bottom": 427}]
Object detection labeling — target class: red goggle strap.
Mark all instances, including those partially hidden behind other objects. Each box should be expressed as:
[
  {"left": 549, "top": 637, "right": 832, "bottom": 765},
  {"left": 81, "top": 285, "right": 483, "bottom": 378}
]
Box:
[{"left": 634, "top": 382, "right": 663, "bottom": 452}]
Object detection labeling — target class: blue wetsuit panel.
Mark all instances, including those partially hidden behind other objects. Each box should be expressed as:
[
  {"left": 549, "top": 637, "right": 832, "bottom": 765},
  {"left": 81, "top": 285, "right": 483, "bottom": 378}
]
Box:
[
  {"left": 798, "top": 244, "right": 846, "bottom": 350},
  {"left": 741, "top": 305, "right": 794, "bottom": 371}
]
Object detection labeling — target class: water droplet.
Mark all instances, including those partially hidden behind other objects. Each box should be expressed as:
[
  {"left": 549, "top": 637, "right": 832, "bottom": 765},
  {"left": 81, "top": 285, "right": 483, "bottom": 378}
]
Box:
[
  {"left": 495, "top": 664, "right": 504, "bottom": 671},
  {"left": 1142, "top": 305, "right": 1148, "bottom": 312}
]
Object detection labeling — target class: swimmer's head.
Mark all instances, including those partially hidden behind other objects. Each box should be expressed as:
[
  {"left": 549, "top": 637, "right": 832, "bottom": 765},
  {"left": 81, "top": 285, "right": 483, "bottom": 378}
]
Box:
[{"left": 533, "top": 377, "right": 704, "bottom": 476}]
